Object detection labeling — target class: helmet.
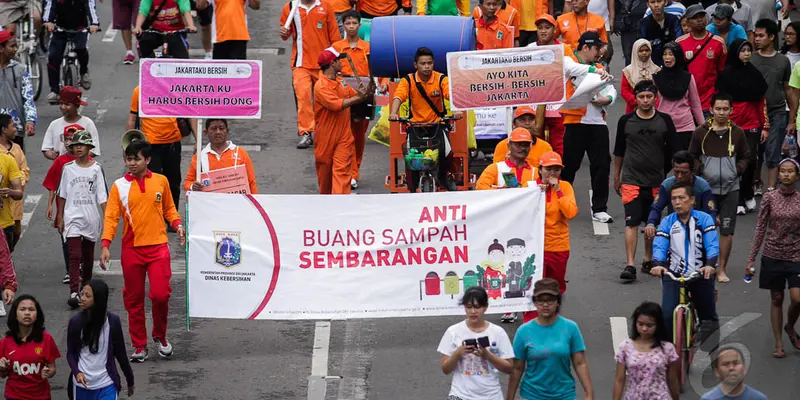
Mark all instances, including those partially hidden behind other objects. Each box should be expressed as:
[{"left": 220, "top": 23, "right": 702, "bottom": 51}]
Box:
[{"left": 69, "top": 130, "right": 94, "bottom": 148}]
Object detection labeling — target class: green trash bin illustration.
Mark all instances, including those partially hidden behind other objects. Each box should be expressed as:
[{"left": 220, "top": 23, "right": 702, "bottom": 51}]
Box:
[
  {"left": 444, "top": 271, "right": 460, "bottom": 297},
  {"left": 463, "top": 270, "right": 479, "bottom": 290}
]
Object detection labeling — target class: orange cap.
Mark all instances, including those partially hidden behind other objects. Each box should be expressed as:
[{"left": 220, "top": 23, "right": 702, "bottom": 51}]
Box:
[
  {"left": 539, "top": 151, "right": 563, "bottom": 167},
  {"left": 509, "top": 127, "right": 533, "bottom": 143},
  {"left": 535, "top": 14, "right": 557, "bottom": 28},
  {"left": 513, "top": 106, "right": 536, "bottom": 119}
]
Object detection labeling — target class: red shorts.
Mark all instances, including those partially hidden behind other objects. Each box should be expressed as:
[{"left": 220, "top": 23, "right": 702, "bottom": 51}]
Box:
[
  {"left": 112, "top": 0, "right": 141, "bottom": 30},
  {"left": 523, "top": 250, "right": 569, "bottom": 323}
]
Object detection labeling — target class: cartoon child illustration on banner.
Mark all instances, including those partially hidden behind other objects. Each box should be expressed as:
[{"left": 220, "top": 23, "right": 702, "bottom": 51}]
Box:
[{"left": 477, "top": 239, "right": 505, "bottom": 300}]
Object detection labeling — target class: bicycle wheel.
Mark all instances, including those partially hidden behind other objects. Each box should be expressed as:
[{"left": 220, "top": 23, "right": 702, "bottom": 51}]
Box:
[
  {"left": 674, "top": 307, "right": 687, "bottom": 393},
  {"left": 28, "top": 54, "right": 43, "bottom": 101},
  {"left": 63, "top": 63, "right": 78, "bottom": 88},
  {"left": 420, "top": 174, "right": 435, "bottom": 193}
]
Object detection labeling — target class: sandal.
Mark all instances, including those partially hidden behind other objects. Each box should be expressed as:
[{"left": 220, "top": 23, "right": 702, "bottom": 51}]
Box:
[
  {"left": 774, "top": 348, "right": 787, "bottom": 358},
  {"left": 785, "top": 325, "right": 800, "bottom": 350}
]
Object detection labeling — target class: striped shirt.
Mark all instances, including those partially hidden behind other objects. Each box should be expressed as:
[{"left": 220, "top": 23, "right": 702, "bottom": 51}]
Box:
[{"left": 645, "top": 1, "right": 686, "bottom": 17}]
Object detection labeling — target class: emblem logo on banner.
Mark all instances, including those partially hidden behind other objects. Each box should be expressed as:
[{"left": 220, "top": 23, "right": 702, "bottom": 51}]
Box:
[{"left": 214, "top": 231, "right": 242, "bottom": 268}]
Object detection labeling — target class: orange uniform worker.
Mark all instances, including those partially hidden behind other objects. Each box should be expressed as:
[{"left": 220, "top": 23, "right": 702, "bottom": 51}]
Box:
[
  {"left": 101, "top": 140, "right": 185, "bottom": 362},
  {"left": 332, "top": 10, "right": 374, "bottom": 189},
  {"left": 328, "top": 0, "right": 354, "bottom": 37},
  {"left": 555, "top": 0, "right": 608, "bottom": 52},
  {"left": 493, "top": 107, "right": 553, "bottom": 166},
  {"left": 358, "top": 0, "right": 409, "bottom": 18},
  {"left": 280, "top": 0, "right": 342, "bottom": 149},
  {"left": 520, "top": 151, "right": 578, "bottom": 323},
  {"left": 473, "top": 0, "right": 520, "bottom": 45},
  {"left": 314, "top": 47, "right": 372, "bottom": 194},
  {"left": 477, "top": 128, "right": 536, "bottom": 190},
  {"left": 514, "top": 0, "right": 550, "bottom": 46},
  {"left": 475, "top": 0, "right": 514, "bottom": 50},
  {"left": 184, "top": 118, "right": 258, "bottom": 194}
]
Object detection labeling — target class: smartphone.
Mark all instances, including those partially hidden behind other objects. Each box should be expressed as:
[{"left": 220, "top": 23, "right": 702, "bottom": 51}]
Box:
[
  {"left": 477, "top": 336, "right": 490, "bottom": 348},
  {"left": 463, "top": 338, "right": 477, "bottom": 347},
  {"left": 502, "top": 172, "right": 519, "bottom": 188}
]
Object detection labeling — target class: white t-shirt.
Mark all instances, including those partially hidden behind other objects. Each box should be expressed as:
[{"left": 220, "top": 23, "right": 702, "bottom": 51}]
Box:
[
  {"left": 58, "top": 161, "right": 108, "bottom": 241},
  {"left": 436, "top": 321, "right": 514, "bottom": 400},
  {"left": 588, "top": 0, "right": 610, "bottom": 30},
  {"left": 75, "top": 318, "right": 114, "bottom": 390},
  {"left": 41, "top": 116, "right": 101, "bottom": 156}
]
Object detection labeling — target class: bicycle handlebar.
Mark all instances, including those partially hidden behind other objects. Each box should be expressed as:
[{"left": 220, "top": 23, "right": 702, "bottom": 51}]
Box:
[
  {"left": 141, "top": 29, "right": 196, "bottom": 35},
  {"left": 396, "top": 115, "right": 458, "bottom": 126},
  {"left": 53, "top": 27, "right": 101, "bottom": 33},
  {"left": 661, "top": 270, "right": 703, "bottom": 282}
]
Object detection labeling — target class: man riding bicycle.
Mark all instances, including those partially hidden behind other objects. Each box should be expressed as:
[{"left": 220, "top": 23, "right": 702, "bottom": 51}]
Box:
[
  {"left": 133, "top": 0, "right": 197, "bottom": 59},
  {"left": 389, "top": 47, "right": 463, "bottom": 192},
  {"left": 651, "top": 181, "right": 720, "bottom": 349},
  {"left": 43, "top": 0, "right": 99, "bottom": 102}
]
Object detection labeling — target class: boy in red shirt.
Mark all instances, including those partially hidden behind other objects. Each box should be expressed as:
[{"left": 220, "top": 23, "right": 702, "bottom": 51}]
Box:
[
  {"left": 101, "top": 140, "right": 185, "bottom": 362},
  {"left": 676, "top": 5, "right": 727, "bottom": 115}
]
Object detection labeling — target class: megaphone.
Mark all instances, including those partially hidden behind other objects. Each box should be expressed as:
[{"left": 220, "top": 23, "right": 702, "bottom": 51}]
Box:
[{"left": 122, "top": 129, "right": 146, "bottom": 151}]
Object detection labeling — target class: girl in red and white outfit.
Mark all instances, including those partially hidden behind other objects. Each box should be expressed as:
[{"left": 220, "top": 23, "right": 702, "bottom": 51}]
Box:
[{"left": 0, "top": 295, "right": 60, "bottom": 400}]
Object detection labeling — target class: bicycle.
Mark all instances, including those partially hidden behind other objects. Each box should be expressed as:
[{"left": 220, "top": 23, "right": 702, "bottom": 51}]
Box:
[
  {"left": 52, "top": 27, "right": 97, "bottom": 94},
  {"left": 139, "top": 28, "right": 194, "bottom": 58},
  {"left": 14, "top": 0, "right": 42, "bottom": 100},
  {"left": 662, "top": 270, "right": 703, "bottom": 393},
  {"left": 398, "top": 116, "right": 455, "bottom": 193}
]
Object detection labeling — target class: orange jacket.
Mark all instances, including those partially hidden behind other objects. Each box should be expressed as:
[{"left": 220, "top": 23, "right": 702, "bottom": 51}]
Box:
[
  {"left": 476, "top": 160, "right": 534, "bottom": 190},
  {"left": 359, "top": 0, "right": 399, "bottom": 16},
  {"left": 555, "top": 12, "right": 608, "bottom": 52},
  {"left": 280, "top": 0, "right": 341, "bottom": 70},
  {"left": 102, "top": 171, "right": 181, "bottom": 248},
  {"left": 329, "top": 0, "right": 353, "bottom": 12},
  {"left": 472, "top": 3, "right": 520, "bottom": 38},
  {"left": 314, "top": 73, "right": 358, "bottom": 137},
  {"left": 476, "top": 17, "right": 514, "bottom": 50},
  {"left": 538, "top": 178, "right": 578, "bottom": 251},
  {"left": 492, "top": 137, "right": 552, "bottom": 167},
  {"left": 184, "top": 142, "right": 258, "bottom": 194}
]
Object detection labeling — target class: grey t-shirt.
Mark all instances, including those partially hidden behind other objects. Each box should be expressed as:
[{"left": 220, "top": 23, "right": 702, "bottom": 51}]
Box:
[
  {"left": 614, "top": 111, "right": 678, "bottom": 187},
  {"left": 747, "top": 0, "right": 778, "bottom": 27},
  {"left": 700, "top": 385, "right": 768, "bottom": 400},
  {"left": 706, "top": 2, "right": 754, "bottom": 32},
  {"left": 751, "top": 51, "right": 791, "bottom": 113}
]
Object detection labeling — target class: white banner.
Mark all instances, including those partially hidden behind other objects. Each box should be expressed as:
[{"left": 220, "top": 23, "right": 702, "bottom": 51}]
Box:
[
  {"left": 187, "top": 189, "right": 545, "bottom": 320},
  {"left": 473, "top": 107, "right": 510, "bottom": 140}
]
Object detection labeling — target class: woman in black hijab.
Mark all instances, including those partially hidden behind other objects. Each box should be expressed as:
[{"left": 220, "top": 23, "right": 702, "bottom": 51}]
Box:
[
  {"left": 715, "top": 38, "right": 768, "bottom": 216},
  {"left": 653, "top": 41, "right": 705, "bottom": 151}
]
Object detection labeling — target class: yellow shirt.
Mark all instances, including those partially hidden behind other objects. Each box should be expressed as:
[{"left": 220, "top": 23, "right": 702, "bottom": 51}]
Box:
[
  {"left": 0, "top": 154, "right": 23, "bottom": 229},
  {"left": 0, "top": 143, "right": 28, "bottom": 221}
]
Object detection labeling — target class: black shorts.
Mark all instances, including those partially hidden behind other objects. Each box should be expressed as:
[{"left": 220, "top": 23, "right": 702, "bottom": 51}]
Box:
[
  {"left": 714, "top": 191, "right": 738, "bottom": 235},
  {"left": 518, "top": 30, "right": 538, "bottom": 47},
  {"left": 759, "top": 256, "right": 800, "bottom": 290},
  {"left": 190, "top": 0, "right": 213, "bottom": 26},
  {"left": 623, "top": 185, "right": 656, "bottom": 227}
]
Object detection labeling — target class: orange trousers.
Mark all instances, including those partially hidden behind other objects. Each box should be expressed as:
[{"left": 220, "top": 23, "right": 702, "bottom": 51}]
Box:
[
  {"left": 315, "top": 127, "right": 355, "bottom": 194},
  {"left": 350, "top": 119, "right": 369, "bottom": 181},
  {"left": 292, "top": 67, "right": 320, "bottom": 136}
]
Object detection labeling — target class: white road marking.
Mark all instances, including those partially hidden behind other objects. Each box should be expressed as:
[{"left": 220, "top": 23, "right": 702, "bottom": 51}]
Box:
[
  {"left": 188, "top": 48, "right": 280, "bottom": 57},
  {"left": 181, "top": 144, "right": 262, "bottom": 153},
  {"left": 307, "top": 321, "right": 332, "bottom": 400},
  {"left": 95, "top": 108, "right": 107, "bottom": 124},
  {"left": 20, "top": 194, "right": 42, "bottom": 239},
  {"left": 101, "top": 24, "right": 118, "bottom": 43},
  {"left": 92, "top": 258, "right": 186, "bottom": 275},
  {"left": 589, "top": 190, "right": 609, "bottom": 235},
  {"left": 609, "top": 317, "right": 628, "bottom": 357}
]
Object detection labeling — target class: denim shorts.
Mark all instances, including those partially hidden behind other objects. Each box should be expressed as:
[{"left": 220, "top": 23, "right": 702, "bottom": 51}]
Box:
[{"left": 765, "top": 111, "right": 788, "bottom": 168}]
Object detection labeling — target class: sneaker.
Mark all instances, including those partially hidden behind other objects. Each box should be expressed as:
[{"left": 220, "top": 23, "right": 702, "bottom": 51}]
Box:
[
  {"left": 592, "top": 211, "right": 614, "bottom": 223},
  {"left": 123, "top": 52, "right": 135, "bottom": 65},
  {"left": 47, "top": 92, "right": 59, "bottom": 104},
  {"left": 620, "top": 265, "right": 637, "bottom": 282},
  {"left": 0, "top": 305, "right": 6, "bottom": 317},
  {"left": 737, "top": 205, "right": 746, "bottom": 215},
  {"left": 641, "top": 260, "right": 654, "bottom": 274},
  {"left": 67, "top": 292, "right": 79, "bottom": 309},
  {"left": 296, "top": 132, "right": 313, "bottom": 149},
  {"left": 500, "top": 312, "right": 517, "bottom": 323},
  {"left": 130, "top": 347, "right": 148, "bottom": 363},
  {"left": 80, "top": 73, "right": 91, "bottom": 90},
  {"left": 62, "top": 273, "right": 70, "bottom": 284},
  {"left": 156, "top": 338, "right": 173, "bottom": 358},
  {"left": 745, "top": 198, "right": 757, "bottom": 212},
  {"left": 204, "top": 52, "right": 213, "bottom": 59},
  {"left": 351, "top": 178, "right": 358, "bottom": 190},
  {"left": 753, "top": 180, "right": 763, "bottom": 196}
]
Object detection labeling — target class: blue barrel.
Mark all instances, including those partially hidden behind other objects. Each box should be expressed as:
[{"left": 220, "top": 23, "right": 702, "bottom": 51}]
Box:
[{"left": 369, "top": 16, "right": 476, "bottom": 78}]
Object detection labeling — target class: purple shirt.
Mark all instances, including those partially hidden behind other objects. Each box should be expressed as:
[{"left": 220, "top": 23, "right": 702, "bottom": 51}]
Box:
[{"left": 657, "top": 75, "right": 705, "bottom": 133}]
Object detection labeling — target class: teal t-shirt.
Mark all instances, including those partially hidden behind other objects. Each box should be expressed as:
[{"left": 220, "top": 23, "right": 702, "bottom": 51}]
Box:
[{"left": 512, "top": 316, "right": 586, "bottom": 400}]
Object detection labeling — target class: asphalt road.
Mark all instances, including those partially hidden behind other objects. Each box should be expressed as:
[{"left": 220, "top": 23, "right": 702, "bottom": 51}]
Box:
[{"left": 3, "top": 1, "right": 800, "bottom": 399}]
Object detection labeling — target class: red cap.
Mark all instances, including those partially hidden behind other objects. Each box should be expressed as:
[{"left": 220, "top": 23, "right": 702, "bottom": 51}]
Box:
[
  {"left": 318, "top": 47, "right": 346, "bottom": 67},
  {"left": 514, "top": 106, "right": 536, "bottom": 119},
  {"left": 535, "top": 14, "right": 557, "bottom": 28},
  {"left": 0, "top": 30, "right": 12, "bottom": 45},
  {"left": 62, "top": 123, "right": 84, "bottom": 142},
  {"left": 509, "top": 127, "right": 533, "bottom": 143},
  {"left": 59, "top": 86, "right": 88, "bottom": 106}
]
